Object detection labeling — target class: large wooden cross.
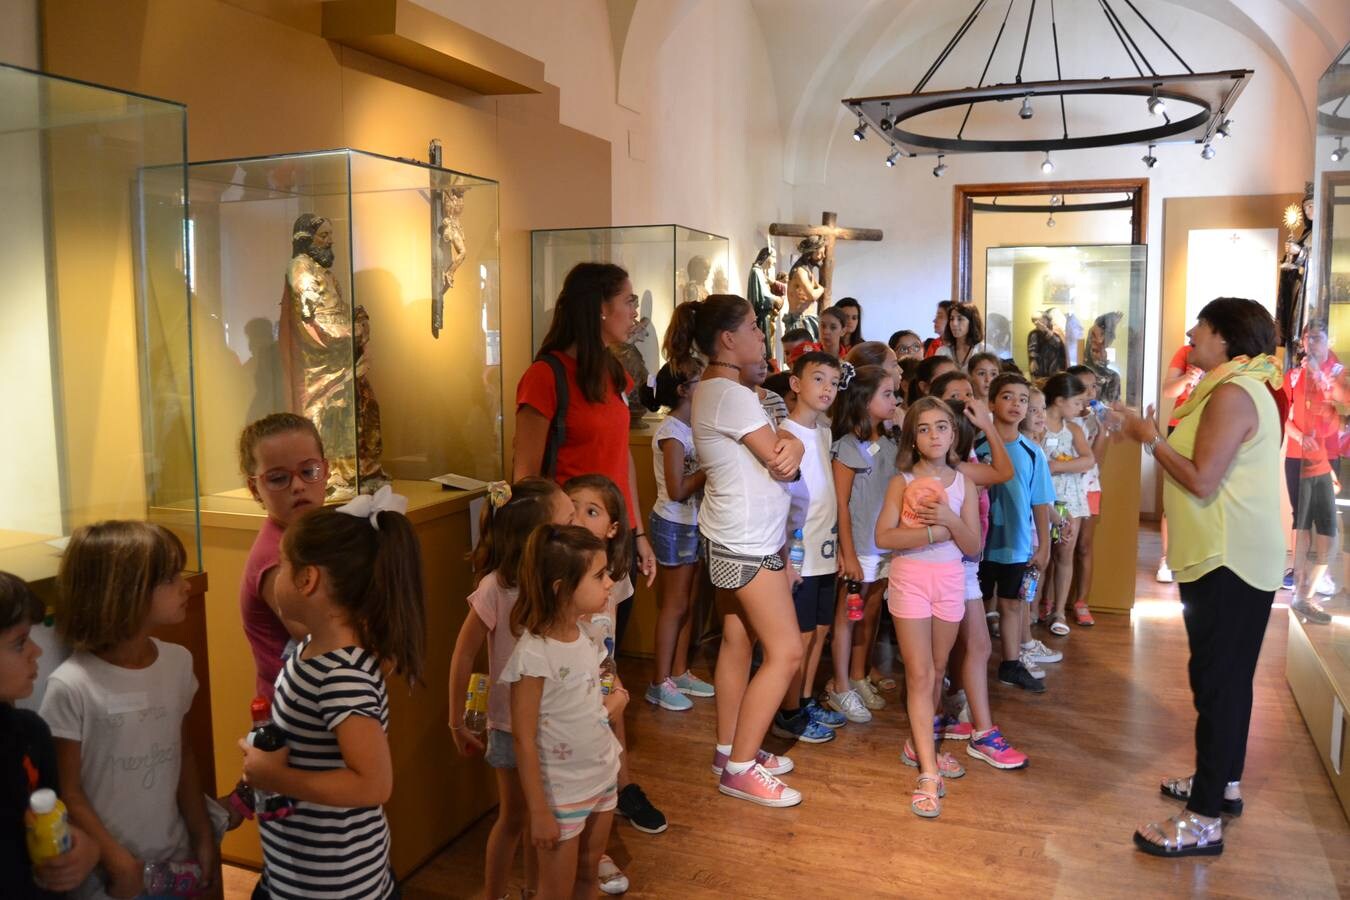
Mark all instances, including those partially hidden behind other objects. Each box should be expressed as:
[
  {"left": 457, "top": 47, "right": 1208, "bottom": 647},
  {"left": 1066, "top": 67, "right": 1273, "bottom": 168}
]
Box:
[{"left": 769, "top": 211, "right": 883, "bottom": 304}]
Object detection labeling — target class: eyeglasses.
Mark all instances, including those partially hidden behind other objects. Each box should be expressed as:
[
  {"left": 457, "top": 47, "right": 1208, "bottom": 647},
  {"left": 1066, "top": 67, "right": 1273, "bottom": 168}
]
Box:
[
  {"left": 252, "top": 459, "right": 326, "bottom": 492},
  {"left": 898, "top": 343, "right": 923, "bottom": 355}
]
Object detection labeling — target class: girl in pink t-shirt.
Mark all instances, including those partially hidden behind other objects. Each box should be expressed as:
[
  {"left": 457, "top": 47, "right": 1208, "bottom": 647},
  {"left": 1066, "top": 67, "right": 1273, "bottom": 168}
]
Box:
[
  {"left": 237, "top": 413, "right": 330, "bottom": 699},
  {"left": 448, "top": 478, "right": 575, "bottom": 900}
]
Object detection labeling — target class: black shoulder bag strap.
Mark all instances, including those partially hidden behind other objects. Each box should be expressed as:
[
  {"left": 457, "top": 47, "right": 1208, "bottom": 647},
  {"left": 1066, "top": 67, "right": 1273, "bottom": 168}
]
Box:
[{"left": 540, "top": 353, "right": 569, "bottom": 479}]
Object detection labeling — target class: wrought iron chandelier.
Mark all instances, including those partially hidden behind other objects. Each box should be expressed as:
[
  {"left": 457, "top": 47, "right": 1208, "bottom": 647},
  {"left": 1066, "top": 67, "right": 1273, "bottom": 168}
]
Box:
[
  {"left": 843, "top": 0, "right": 1252, "bottom": 175},
  {"left": 1319, "top": 43, "right": 1350, "bottom": 161}
]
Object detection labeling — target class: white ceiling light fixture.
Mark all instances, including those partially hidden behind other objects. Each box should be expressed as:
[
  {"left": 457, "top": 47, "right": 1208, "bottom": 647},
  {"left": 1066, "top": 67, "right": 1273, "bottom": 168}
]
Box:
[
  {"left": 1332, "top": 138, "right": 1348, "bottom": 163},
  {"left": 1020, "top": 94, "right": 1034, "bottom": 120},
  {"left": 932, "top": 154, "right": 948, "bottom": 177},
  {"left": 1142, "top": 143, "right": 1159, "bottom": 168},
  {"left": 1040, "top": 151, "right": 1055, "bottom": 174},
  {"left": 885, "top": 148, "right": 900, "bottom": 167},
  {"left": 1201, "top": 143, "right": 1216, "bottom": 160}
]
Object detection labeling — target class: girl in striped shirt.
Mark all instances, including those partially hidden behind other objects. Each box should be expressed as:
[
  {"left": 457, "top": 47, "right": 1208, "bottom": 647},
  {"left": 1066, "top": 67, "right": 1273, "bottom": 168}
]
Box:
[{"left": 239, "top": 487, "right": 425, "bottom": 900}]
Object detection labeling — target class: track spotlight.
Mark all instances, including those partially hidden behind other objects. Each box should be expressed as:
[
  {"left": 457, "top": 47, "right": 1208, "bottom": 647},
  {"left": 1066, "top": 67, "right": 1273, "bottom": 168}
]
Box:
[
  {"left": 1216, "top": 119, "right": 1232, "bottom": 139},
  {"left": 1201, "top": 143, "right": 1216, "bottom": 160},
  {"left": 852, "top": 119, "right": 867, "bottom": 142},
  {"left": 1020, "top": 95, "right": 1034, "bottom": 120},
  {"left": 1047, "top": 214, "right": 1056, "bottom": 228},
  {"left": 879, "top": 102, "right": 893, "bottom": 131},
  {"left": 932, "top": 154, "right": 947, "bottom": 178},
  {"left": 1147, "top": 86, "right": 1166, "bottom": 117},
  {"left": 1332, "top": 138, "right": 1348, "bottom": 163},
  {"left": 885, "top": 148, "right": 900, "bottom": 167},
  {"left": 1142, "top": 144, "right": 1158, "bottom": 168},
  {"left": 1040, "top": 151, "right": 1055, "bottom": 174}
]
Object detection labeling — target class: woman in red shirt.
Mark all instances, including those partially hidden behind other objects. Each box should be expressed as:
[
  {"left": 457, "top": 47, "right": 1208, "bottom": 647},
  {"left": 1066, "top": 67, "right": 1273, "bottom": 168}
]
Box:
[{"left": 513, "top": 261, "right": 657, "bottom": 580}]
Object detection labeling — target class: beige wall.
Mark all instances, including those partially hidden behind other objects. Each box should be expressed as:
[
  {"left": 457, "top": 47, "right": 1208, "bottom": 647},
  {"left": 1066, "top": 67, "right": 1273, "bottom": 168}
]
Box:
[{"left": 41, "top": 0, "right": 613, "bottom": 476}]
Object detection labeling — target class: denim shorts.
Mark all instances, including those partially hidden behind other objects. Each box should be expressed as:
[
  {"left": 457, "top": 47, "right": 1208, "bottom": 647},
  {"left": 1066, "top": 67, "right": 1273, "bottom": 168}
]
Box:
[
  {"left": 485, "top": 728, "right": 516, "bottom": 769},
  {"left": 649, "top": 512, "right": 700, "bottom": 567}
]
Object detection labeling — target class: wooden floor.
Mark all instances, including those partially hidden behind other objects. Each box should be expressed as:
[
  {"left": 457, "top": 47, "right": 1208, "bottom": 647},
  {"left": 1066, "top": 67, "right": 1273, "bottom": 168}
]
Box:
[{"left": 225, "top": 527, "right": 1350, "bottom": 899}]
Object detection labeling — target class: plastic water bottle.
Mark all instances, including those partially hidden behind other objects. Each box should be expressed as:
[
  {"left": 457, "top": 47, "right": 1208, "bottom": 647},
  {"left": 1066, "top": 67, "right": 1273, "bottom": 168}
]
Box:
[
  {"left": 846, "top": 579, "right": 864, "bottom": 622},
  {"left": 1089, "top": 399, "right": 1117, "bottom": 434},
  {"left": 246, "top": 696, "right": 294, "bottom": 821},
  {"left": 25, "top": 789, "right": 72, "bottom": 864},
  {"left": 464, "top": 672, "right": 489, "bottom": 740},
  {"left": 1019, "top": 567, "right": 1040, "bottom": 603},
  {"left": 789, "top": 529, "right": 805, "bottom": 573},
  {"left": 142, "top": 860, "right": 202, "bottom": 897}
]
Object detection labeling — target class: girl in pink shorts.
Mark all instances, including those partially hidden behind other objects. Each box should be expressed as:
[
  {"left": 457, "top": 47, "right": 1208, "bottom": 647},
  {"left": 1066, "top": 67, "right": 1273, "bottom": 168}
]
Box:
[{"left": 876, "top": 397, "right": 982, "bottom": 819}]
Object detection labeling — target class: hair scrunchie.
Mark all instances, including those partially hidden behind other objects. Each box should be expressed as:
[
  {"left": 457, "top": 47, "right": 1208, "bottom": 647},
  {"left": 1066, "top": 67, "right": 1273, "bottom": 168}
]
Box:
[{"left": 839, "top": 360, "right": 856, "bottom": 390}]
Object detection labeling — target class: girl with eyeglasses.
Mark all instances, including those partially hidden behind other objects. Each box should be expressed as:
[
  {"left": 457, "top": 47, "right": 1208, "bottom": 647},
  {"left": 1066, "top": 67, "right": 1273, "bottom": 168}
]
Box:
[{"left": 236, "top": 413, "right": 330, "bottom": 699}]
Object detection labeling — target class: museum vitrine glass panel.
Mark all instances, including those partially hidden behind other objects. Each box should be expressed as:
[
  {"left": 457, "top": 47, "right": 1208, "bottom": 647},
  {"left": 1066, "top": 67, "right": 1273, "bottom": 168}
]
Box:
[
  {"left": 144, "top": 149, "right": 502, "bottom": 511},
  {"left": 532, "top": 226, "right": 730, "bottom": 415},
  {"left": 0, "top": 63, "right": 199, "bottom": 583},
  {"left": 983, "top": 244, "right": 1147, "bottom": 406}
]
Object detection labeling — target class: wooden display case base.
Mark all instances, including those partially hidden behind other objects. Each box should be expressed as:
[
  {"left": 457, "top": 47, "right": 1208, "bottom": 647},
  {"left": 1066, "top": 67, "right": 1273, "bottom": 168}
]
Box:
[{"left": 1285, "top": 608, "right": 1350, "bottom": 822}]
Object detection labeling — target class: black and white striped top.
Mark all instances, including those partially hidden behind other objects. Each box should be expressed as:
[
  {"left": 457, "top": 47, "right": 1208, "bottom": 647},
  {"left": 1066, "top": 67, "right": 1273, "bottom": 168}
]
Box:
[{"left": 260, "top": 641, "right": 393, "bottom": 899}]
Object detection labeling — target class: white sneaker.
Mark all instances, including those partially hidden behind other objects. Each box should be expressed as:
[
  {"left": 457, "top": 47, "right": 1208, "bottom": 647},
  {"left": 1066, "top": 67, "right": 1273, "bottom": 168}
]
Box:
[
  {"left": 827, "top": 688, "right": 872, "bottom": 723},
  {"left": 1022, "top": 639, "right": 1062, "bottom": 664},
  {"left": 1156, "top": 560, "right": 1174, "bottom": 583},
  {"left": 1316, "top": 572, "right": 1337, "bottom": 596},
  {"left": 1018, "top": 652, "right": 1048, "bottom": 679}
]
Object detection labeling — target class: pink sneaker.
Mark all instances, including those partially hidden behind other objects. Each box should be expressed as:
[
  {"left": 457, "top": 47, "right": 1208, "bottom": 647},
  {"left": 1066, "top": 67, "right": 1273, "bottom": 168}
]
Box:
[
  {"left": 718, "top": 763, "right": 802, "bottom": 807},
  {"left": 711, "top": 746, "right": 793, "bottom": 777},
  {"left": 939, "top": 714, "right": 972, "bottom": 741},
  {"left": 965, "top": 726, "right": 1028, "bottom": 770}
]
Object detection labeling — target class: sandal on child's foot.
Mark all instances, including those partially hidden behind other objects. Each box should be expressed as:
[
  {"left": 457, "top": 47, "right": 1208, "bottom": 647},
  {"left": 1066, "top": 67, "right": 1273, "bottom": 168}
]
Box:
[
  {"left": 1159, "top": 775, "right": 1244, "bottom": 816},
  {"left": 869, "top": 673, "right": 898, "bottom": 693},
  {"left": 1049, "top": 615, "right": 1071, "bottom": 636},
  {"left": 911, "top": 774, "right": 944, "bottom": 818},
  {"left": 1133, "top": 813, "right": 1223, "bottom": 857},
  {"left": 902, "top": 740, "right": 966, "bottom": 778},
  {"left": 1074, "top": 602, "right": 1095, "bottom": 626}
]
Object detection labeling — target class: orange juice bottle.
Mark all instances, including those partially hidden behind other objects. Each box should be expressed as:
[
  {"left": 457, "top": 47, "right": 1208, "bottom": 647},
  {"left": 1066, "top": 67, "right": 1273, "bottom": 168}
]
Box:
[{"left": 25, "top": 788, "right": 72, "bottom": 864}]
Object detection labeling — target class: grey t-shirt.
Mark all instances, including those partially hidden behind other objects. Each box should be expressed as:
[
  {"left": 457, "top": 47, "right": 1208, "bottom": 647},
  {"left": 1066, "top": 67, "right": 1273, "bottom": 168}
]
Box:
[
  {"left": 40, "top": 639, "right": 197, "bottom": 897},
  {"left": 831, "top": 432, "right": 898, "bottom": 559}
]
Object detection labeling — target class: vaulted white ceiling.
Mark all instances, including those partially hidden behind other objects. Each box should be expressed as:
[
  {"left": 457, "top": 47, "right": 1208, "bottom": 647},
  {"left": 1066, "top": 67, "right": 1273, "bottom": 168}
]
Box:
[{"left": 740, "top": 0, "right": 1350, "bottom": 183}]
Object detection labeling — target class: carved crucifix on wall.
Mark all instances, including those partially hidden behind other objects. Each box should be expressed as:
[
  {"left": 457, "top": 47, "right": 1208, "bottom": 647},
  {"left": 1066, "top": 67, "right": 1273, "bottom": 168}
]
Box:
[{"left": 769, "top": 211, "right": 883, "bottom": 309}]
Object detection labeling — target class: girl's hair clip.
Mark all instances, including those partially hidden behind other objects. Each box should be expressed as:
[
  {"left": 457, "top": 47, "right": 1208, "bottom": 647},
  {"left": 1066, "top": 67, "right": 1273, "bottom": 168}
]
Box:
[
  {"left": 839, "top": 360, "right": 856, "bottom": 390},
  {"left": 486, "top": 480, "right": 512, "bottom": 510},
  {"left": 335, "top": 484, "right": 408, "bottom": 530}
]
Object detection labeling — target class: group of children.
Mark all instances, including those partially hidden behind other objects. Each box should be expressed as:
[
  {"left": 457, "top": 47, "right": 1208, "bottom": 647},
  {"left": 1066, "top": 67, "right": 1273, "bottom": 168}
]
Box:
[
  {"left": 5, "top": 413, "right": 427, "bottom": 899},
  {"left": 4, "top": 293, "right": 1117, "bottom": 898}
]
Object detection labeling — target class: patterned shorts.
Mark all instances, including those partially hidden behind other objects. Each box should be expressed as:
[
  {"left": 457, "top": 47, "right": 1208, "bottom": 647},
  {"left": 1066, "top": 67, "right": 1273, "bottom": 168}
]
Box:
[
  {"left": 554, "top": 782, "right": 618, "bottom": 842},
  {"left": 702, "top": 536, "right": 785, "bottom": 590}
]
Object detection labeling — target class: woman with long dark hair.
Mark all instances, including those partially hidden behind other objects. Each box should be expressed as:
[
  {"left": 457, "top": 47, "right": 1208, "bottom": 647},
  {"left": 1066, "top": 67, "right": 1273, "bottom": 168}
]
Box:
[
  {"left": 933, "top": 303, "right": 988, "bottom": 368},
  {"left": 514, "top": 262, "right": 656, "bottom": 589}
]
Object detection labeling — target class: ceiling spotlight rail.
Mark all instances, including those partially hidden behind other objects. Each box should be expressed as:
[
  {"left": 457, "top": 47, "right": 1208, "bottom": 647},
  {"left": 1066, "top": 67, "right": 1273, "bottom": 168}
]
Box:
[{"left": 845, "top": 0, "right": 1251, "bottom": 173}]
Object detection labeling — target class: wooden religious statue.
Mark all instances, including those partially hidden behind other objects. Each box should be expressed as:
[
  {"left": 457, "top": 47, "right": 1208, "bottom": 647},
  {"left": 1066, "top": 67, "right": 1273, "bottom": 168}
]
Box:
[{"left": 769, "top": 211, "right": 882, "bottom": 341}]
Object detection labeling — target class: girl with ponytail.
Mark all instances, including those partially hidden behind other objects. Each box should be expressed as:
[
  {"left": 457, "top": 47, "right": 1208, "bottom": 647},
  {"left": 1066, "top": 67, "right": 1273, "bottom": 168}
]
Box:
[
  {"left": 676, "top": 294, "right": 808, "bottom": 808},
  {"left": 240, "top": 487, "right": 427, "bottom": 899}
]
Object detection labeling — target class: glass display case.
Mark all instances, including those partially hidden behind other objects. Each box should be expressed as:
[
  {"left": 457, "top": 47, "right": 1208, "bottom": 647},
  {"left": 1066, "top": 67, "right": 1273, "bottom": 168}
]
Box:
[
  {"left": 983, "top": 244, "right": 1147, "bottom": 406},
  {"left": 141, "top": 149, "right": 502, "bottom": 511},
  {"left": 0, "top": 63, "right": 199, "bottom": 585},
  {"left": 532, "top": 225, "right": 730, "bottom": 395}
]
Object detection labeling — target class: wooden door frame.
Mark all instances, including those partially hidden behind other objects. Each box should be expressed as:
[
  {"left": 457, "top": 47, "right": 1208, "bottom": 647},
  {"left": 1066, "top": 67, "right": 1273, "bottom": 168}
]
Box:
[{"left": 952, "top": 178, "right": 1150, "bottom": 302}]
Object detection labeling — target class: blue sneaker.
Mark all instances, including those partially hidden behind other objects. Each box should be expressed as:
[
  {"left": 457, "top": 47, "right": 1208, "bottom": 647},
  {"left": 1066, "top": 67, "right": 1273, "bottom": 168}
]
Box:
[
  {"left": 771, "top": 710, "right": 836, "bottom": 744},
  {"left": 1282, "top": 567, "right": 1295, "bottom": 591},
  {"left": 672, "top": 670, "right": 715, "bottom": 698},
  {"left": 804, "top": 698, "right": 847, "bottom": 729},
  {"left": 645, "top": 678, "right": 693, "bottom": 711}
]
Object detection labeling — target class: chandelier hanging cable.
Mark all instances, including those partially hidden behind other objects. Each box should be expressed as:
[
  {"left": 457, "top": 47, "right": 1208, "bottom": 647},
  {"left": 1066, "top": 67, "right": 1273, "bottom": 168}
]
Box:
[{"left": 844, "top": 0, "right": 1252, "bottom": 172}]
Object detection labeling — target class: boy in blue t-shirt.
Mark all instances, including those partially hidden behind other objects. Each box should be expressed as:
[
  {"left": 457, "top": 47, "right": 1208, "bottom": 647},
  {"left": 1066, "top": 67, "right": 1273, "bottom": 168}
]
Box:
[{"left": 976, "top": 374, "right": 1054, "bottom": 692}]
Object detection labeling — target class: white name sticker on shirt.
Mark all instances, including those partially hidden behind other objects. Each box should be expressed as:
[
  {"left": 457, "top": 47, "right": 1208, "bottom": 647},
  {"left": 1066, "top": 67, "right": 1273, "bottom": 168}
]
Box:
[
  {"left": 106, "top": 692, "right": 149, "bottom": 715},
  {"left": 866, "top": 441, "right": 880, "bottom": 457}
]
